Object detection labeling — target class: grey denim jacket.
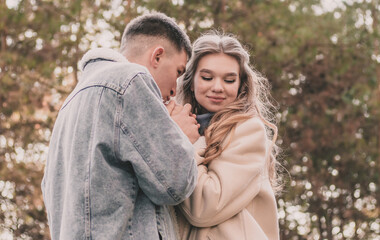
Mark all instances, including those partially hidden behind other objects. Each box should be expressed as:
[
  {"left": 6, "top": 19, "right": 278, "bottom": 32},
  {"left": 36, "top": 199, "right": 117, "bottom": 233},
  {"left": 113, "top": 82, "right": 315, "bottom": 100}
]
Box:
[{"left": 41, "top": 48, "right": 197, "bottom": 240}]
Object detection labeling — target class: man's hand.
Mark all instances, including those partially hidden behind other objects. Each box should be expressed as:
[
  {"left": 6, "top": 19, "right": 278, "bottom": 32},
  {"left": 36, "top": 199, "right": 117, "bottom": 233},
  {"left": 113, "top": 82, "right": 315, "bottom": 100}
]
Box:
[{"left": 166, "top": 101, "right": 200, "bottom": 144}]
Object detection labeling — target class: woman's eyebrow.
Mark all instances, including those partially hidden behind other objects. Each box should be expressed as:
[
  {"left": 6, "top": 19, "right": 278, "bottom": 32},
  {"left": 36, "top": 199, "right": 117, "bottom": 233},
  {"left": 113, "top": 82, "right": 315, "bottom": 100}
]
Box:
[
  {"left": 199, "top": 69, "right": 213, "bottom": 74},
  {"left": 199, "top": 69, "right": 238, "bottom": 77},
  {"left": 224, "top": 72, "right": 238, "bottom": 77}
]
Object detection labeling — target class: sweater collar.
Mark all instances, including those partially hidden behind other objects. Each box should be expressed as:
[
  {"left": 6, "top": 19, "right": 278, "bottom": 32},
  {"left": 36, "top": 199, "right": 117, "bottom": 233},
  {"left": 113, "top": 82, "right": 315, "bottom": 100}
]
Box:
[{"left": 196, "top": 112, "right": 214, "bottom": 136}]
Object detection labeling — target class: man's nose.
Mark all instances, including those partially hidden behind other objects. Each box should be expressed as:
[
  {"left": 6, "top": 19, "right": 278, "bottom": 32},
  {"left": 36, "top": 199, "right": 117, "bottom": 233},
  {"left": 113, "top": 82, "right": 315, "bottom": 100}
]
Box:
[{"left": 170, "top": 88, "right": 176, "bottom": 97}]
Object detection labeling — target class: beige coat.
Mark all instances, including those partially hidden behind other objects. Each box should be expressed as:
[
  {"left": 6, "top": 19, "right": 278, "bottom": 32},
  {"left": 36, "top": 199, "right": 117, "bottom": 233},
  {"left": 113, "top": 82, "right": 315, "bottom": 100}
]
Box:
[{"left": 176, "top": 117, "right": 279, "bottom": 240}]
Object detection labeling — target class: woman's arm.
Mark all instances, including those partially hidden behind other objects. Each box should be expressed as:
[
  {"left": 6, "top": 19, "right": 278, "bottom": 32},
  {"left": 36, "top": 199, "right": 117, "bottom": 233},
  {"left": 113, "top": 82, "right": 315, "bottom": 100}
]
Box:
[{"left": 178, "top": 117, "right": 268, "bottom": 227}]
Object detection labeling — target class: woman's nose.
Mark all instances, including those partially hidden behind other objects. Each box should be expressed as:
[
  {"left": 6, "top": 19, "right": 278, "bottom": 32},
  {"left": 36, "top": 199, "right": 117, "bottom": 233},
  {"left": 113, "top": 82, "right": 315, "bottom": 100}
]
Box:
[{"left": 211, "top": 79, "right": 223, "bottom": 92}]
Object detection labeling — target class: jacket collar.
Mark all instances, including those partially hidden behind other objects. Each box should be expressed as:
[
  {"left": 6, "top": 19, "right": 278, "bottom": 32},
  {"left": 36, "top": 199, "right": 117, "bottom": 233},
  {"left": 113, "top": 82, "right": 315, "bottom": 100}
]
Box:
[{"left": 79, "top": 48, "right": 128, "bottom": 71}]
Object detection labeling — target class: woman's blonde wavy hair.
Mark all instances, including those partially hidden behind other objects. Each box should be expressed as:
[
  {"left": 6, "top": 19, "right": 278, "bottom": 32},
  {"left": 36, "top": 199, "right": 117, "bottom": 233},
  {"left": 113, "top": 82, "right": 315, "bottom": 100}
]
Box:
[{"left": 176, "top": 31, "right": 281, "bottom": 192}]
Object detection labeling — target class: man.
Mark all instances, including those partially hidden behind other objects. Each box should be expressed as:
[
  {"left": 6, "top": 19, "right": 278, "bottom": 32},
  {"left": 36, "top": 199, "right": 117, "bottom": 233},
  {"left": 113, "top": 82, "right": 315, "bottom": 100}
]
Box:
[{"left": 42, "top": 12, "right": 199, "bottom": 239}]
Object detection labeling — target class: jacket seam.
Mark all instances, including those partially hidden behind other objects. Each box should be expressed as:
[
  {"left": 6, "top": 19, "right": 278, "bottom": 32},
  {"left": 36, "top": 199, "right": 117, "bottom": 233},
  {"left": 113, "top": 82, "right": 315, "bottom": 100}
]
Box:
[
  {"left": 120, "top": 72, "right": 146, "bottom": 95},
  {"left": 62, "top": 85, "right": 121, "bottom": 110},
  {"left": 84, "top": 87, "right": 104, "bottom": 239},
  {"left": 114, "top": 94, "right": 122, "bottom": 161}
]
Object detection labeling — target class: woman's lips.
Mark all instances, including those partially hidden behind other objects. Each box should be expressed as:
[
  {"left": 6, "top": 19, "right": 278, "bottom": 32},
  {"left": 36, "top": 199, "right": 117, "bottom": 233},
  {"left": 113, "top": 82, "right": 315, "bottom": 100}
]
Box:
[{"left": 207, "top": 96, "right": 225, "bottom": 103}]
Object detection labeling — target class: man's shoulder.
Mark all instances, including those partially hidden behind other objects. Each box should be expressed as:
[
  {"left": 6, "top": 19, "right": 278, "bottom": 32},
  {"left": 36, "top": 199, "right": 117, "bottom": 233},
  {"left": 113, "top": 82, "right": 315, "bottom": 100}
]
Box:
[{"left": 78, "top": 48, "right": 152, "bottom": 94}]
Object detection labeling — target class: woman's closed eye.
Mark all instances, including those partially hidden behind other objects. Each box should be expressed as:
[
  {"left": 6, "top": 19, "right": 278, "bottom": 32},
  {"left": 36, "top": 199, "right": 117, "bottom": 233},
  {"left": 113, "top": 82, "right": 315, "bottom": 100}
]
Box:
[
  {"left": 201, "top": 76, "right": 213, "bottom": 81},
  {"left": 225, "top": 79, "right": 236, "bottom": 83}
]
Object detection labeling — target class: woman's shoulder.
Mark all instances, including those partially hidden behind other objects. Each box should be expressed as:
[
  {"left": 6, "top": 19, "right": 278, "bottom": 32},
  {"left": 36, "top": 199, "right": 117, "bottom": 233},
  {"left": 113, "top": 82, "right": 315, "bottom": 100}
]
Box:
[
  {"left": 220, "top": 116, "right": 268, "bottom": 165},
  {"left": 235, "top": 116, "right": 266, "bottom": 136},
  {"left": 223, "top": 116, "right": 268, "bottom": 151}
]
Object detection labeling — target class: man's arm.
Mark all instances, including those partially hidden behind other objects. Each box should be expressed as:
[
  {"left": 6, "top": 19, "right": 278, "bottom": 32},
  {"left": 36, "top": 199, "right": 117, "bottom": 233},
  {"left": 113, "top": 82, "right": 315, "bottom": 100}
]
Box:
[{"left": 116, "top": 73, "right": 197, "bottom": 205}]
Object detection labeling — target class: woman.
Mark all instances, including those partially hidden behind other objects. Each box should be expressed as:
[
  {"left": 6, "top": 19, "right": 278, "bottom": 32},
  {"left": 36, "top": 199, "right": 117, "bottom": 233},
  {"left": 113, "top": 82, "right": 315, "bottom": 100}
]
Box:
[{"left": 174, "top": 32, "right": 281, "bottom": 240}]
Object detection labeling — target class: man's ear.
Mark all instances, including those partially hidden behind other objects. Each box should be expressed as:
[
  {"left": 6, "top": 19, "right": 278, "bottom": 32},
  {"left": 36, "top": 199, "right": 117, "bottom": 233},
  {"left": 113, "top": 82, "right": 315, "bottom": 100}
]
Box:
[{"left": 150, "top": 46, "right": 165, "bottom": 68}]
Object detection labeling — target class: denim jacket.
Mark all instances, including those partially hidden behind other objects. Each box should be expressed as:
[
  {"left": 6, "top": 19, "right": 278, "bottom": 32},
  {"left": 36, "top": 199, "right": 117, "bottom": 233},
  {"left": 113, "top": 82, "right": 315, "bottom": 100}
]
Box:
[{"left": 41, "top": 48, "right": 197, "bottom": 240}]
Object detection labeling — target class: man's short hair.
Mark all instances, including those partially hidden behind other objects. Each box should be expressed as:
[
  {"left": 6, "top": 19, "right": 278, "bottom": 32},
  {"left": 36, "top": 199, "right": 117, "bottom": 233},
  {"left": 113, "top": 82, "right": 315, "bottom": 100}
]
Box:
[{"left": 120, "top": 12, "right": 191, "bottom": 59}]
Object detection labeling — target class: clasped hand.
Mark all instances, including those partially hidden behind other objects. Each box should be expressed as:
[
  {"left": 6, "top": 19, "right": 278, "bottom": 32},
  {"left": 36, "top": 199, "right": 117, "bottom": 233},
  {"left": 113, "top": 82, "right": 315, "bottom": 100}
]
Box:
[{"left": 166, "top": 101, "right": 200, "bottom": 144}]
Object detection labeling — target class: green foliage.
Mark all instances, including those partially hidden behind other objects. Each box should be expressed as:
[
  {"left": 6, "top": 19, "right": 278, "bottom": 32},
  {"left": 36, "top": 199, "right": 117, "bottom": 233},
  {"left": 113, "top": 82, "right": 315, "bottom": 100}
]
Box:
[{"left": 1, "top": 0, "right": 379, "bottom": 239}]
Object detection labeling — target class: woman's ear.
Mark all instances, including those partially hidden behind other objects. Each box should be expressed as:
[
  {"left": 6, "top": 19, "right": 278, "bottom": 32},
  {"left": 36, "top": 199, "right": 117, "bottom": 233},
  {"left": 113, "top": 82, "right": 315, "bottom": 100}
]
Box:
[{"left": 150, "top": 46, "right": 164, "bottom": 68}]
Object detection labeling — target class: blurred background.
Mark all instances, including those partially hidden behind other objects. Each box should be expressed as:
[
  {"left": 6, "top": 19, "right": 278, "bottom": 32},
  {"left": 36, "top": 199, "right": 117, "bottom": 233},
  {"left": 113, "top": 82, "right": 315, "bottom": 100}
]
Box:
[{"left": 0, "top": 0, "right": 379, "bottom": 239}]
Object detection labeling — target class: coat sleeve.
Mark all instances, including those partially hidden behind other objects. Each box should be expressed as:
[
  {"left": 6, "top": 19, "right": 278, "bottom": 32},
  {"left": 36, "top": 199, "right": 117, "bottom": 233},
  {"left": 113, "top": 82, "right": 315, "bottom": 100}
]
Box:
[
  {"left": 178, "top": 117, "right": 268, "bottom": 227},
  {"left": 117, "top": 73, "right": 197, "bottom": 206}
]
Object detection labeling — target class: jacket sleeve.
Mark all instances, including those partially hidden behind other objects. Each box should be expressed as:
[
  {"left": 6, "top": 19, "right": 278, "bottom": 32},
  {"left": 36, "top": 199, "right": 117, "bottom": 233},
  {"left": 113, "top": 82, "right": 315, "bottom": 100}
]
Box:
[
  {"left": 117, "top": 73, "right": 197, "bottom": 206},
  {"left": 178, "top": 117, "right": 268, "bottom": 227}
]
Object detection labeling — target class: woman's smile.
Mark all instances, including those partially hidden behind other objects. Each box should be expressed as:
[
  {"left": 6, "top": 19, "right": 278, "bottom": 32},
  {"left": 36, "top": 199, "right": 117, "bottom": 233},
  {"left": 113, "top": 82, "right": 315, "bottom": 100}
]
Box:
[{"left": 207, "top": 96, "right": 226, "bottom": 103}]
